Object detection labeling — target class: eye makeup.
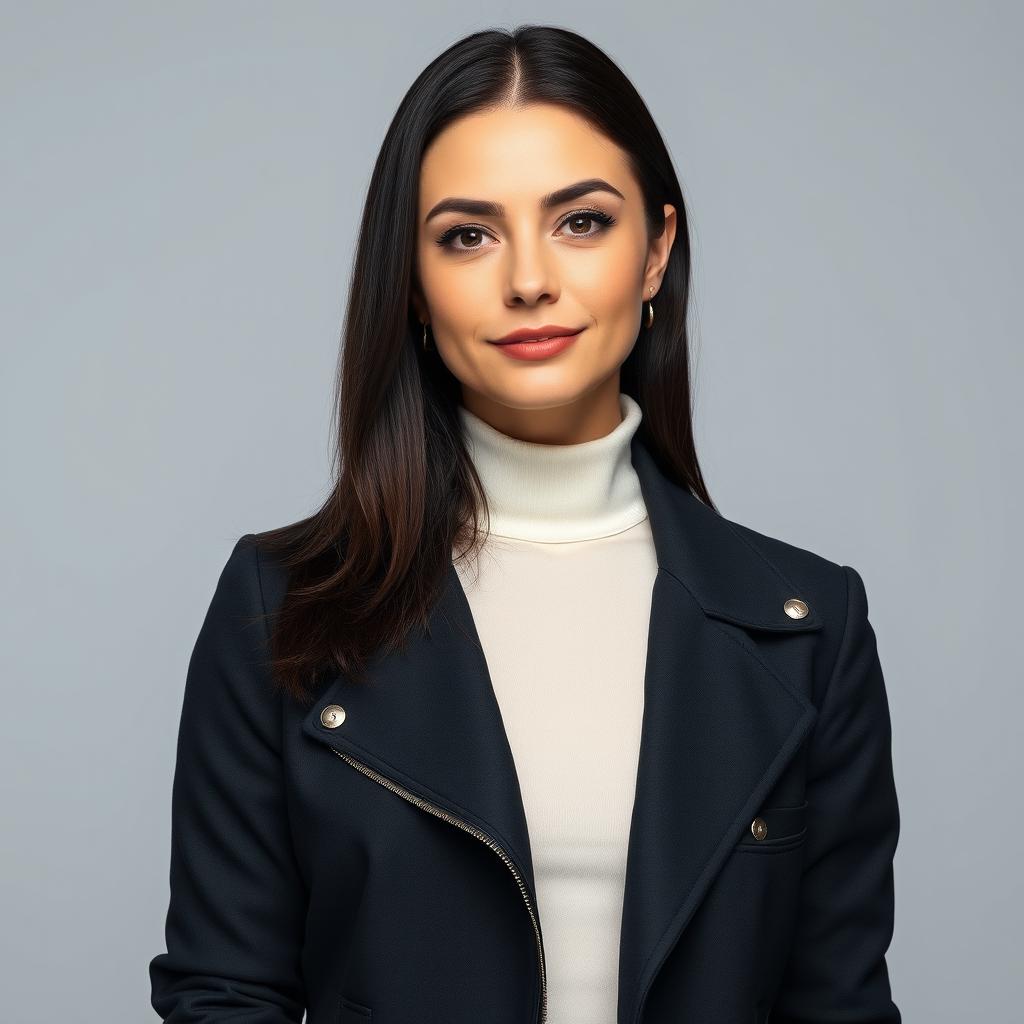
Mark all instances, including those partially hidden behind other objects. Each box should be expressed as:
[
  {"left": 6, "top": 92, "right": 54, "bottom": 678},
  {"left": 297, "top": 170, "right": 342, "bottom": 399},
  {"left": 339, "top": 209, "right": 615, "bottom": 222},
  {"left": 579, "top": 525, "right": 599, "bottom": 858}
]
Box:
[{"left": 434, "top": 207, "right": 617, "bottom": 253}]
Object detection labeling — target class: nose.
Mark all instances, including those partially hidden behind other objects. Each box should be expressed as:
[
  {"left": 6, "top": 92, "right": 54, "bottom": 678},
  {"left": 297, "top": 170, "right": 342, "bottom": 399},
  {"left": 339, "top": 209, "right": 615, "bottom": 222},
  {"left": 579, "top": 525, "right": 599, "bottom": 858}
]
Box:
[{"left": 503, "top": 228, "right": 560, "bottom": 307}]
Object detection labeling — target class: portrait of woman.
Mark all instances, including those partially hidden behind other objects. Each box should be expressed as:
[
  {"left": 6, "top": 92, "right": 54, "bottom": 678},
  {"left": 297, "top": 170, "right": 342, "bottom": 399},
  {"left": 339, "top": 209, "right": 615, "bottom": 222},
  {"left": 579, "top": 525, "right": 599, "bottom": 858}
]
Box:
[{"left": 147, "top": 24, "right": 900, "bottom": 1024}]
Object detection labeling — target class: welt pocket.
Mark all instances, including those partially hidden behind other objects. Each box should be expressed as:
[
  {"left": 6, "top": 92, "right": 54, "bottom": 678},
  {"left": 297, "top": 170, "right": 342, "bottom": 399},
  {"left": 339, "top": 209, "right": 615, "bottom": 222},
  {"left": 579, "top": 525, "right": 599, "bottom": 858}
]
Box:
[
  {"left": 735, "top": 799, "right": 808, "bottom": 852},
  {"left": 339, "top": 993, "right": 373, "bottom": 1020}
]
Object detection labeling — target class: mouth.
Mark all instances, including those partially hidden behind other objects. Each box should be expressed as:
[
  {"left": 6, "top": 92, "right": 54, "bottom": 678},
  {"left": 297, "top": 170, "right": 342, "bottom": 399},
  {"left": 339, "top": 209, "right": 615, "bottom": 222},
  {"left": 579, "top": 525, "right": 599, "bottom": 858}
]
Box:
[{"left": 490, "top": 325, "right": 586, "bottom": 345}]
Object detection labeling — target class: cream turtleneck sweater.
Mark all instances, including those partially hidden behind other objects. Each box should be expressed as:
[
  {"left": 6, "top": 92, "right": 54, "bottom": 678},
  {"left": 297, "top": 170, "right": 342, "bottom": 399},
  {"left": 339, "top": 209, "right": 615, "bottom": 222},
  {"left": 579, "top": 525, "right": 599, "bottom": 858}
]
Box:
[{"left": 453, "top": 392, "right": 658, "bottom": 1023}]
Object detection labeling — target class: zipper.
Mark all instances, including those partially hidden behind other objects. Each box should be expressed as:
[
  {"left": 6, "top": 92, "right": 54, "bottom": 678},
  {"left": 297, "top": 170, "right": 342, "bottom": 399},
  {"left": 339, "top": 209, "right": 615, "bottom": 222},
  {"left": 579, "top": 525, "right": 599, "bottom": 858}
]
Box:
[{"left": 329, "top": 746, "right": 548, "bottom": 1023}]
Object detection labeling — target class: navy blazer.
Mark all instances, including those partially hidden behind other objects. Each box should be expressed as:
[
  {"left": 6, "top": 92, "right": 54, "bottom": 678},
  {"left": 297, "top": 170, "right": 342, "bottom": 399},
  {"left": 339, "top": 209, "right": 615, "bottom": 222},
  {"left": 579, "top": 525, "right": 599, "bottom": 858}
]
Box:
[{"left": 149, "top": 434, "right": 901, "bottom": 1023}]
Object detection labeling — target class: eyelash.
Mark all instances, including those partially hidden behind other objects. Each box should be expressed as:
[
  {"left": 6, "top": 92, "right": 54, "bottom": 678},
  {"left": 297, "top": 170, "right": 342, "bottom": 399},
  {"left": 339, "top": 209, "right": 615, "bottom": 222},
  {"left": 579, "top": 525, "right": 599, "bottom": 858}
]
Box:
[{"left": 434, "top": 207, "right": 617, "bottom": 252}]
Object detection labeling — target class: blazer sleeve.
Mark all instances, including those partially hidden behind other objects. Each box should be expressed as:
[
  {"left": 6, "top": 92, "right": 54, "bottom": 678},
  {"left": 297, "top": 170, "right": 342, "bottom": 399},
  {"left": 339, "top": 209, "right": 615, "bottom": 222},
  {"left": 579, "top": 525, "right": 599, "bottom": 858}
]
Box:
[
  {"left": 771, "top": 564, "right": 901, "bottom": 1023},
  {"left": 149, "top": 535, "right": 307, "bottom": 1022}
]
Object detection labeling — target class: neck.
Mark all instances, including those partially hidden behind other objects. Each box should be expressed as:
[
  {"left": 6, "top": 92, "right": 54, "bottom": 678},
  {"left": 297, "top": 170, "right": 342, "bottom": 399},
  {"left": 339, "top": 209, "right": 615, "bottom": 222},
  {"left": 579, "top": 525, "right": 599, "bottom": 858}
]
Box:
[{"left": 457, "top": 392, "right": 648, "bottom": 543}]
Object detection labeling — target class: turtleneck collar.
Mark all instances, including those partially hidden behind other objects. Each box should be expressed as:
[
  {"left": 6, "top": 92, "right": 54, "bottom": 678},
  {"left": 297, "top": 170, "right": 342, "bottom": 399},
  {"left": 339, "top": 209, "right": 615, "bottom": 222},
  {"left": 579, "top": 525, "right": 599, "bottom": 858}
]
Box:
[{"left": 456, "top": 392, "right": 648, "bottom": 543}]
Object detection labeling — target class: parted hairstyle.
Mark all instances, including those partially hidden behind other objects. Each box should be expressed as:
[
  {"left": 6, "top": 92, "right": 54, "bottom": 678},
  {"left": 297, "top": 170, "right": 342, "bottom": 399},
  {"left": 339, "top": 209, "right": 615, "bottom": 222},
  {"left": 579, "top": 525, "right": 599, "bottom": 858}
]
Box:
[{"left": 253, "top": 23, "right": 713, "bottom": 703}]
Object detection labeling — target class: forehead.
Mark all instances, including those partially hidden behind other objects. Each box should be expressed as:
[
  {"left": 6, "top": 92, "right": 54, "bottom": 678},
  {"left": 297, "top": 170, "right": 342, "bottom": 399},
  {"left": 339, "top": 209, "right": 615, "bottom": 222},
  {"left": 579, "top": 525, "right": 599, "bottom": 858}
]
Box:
[{"left": 418, "top": 103, "right": 634, "bottom": 211}]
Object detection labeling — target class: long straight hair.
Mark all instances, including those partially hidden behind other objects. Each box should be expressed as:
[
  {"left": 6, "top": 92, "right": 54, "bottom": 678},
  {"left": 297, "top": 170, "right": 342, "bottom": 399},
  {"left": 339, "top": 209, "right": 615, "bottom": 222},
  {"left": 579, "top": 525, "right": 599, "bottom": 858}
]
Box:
[{"left": 254, "top": 24, "right": 714, "bottom": 704}]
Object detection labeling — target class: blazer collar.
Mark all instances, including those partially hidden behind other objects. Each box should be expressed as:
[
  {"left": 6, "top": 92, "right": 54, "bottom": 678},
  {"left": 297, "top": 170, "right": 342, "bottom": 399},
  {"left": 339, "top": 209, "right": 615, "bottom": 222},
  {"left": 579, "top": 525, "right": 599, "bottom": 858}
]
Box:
[
  {"left": 301, "top": 431, "right": 821, "bottom": 1024},
  {"left": 628, "top": 432, "right": 822, "bottom": 632}
]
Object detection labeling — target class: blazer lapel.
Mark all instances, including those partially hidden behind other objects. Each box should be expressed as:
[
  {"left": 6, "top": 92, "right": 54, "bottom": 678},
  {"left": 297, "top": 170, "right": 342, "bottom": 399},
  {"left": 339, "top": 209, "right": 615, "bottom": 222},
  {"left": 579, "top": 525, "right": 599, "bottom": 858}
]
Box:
[
  {"left": 301, "top": 431, "right": 822, "bottom": 1024},
  {"left": 300, "top": 556, "right": 538, "bottom": 893},
  {"left": 615, "top": 436, "right": 821, "bottom": 1024}
]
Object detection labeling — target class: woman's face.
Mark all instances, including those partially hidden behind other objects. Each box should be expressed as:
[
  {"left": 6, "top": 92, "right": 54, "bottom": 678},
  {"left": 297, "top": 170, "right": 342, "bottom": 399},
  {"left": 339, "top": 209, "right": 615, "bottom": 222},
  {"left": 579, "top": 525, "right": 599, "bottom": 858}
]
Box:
[{"left": 413, "top": 102, "right": 676, "bottom": 441}]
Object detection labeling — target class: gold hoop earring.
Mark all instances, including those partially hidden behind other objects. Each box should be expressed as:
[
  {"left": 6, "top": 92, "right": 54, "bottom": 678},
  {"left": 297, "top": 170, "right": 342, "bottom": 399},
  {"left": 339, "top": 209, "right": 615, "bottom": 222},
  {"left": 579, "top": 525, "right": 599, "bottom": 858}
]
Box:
[
  {"left": 422, "top": 322, "right": 430, "bottom": 352},
  {"left": 646, "top": 286, "right": 655, "bottom": 329}
]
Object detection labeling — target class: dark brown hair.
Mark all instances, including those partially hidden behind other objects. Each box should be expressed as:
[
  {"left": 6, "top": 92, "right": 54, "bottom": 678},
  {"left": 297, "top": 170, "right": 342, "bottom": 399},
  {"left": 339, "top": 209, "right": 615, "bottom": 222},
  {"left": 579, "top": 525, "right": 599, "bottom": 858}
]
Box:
[{"left": 254, "top": 24, "right": 715, "bottom": 704}]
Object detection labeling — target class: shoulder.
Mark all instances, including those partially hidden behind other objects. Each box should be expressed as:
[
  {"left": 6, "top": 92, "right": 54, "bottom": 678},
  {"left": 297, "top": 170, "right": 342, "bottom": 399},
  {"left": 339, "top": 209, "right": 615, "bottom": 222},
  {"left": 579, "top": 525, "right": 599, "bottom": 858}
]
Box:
[
  {"left": 220, "top": 532, "right": 291, "bottom": 619},
  {"left": 714, "top": 510, "right": 868, "bottom": 667},
  {"left": 727, "top": 514, "right": 852, "bottom": 602}
]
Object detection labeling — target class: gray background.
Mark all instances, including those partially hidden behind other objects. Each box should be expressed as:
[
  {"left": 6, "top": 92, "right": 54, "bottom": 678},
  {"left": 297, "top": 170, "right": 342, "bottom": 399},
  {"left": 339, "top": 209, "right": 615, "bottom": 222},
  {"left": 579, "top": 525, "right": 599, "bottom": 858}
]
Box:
[{"left": 2, "top": 2, "right": 1020, "bottom": 1020}]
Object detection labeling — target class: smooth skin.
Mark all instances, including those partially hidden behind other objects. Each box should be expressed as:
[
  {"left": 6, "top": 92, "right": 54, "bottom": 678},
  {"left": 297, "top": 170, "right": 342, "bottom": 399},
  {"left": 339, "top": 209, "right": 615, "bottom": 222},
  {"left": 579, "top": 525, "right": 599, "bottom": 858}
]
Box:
[{"left": 412, "top": 103, "right": 677, "bottom": 445}]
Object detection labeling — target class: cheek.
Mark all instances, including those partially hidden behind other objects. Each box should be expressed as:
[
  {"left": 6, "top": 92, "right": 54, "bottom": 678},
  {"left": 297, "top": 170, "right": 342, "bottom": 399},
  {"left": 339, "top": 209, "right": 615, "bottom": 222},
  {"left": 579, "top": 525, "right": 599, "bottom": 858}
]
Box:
[
  {"left": 585, "top": 273, "right": 640, "bottom": 320},
  {"left": 417, "top": 253, "right": 486, "bottom": 334},
  {"left": 569, "top": 259, "right": 644, "bottom": 356},
  {"left": 566, "top": 235, "right": 645, "bottom": 318}
]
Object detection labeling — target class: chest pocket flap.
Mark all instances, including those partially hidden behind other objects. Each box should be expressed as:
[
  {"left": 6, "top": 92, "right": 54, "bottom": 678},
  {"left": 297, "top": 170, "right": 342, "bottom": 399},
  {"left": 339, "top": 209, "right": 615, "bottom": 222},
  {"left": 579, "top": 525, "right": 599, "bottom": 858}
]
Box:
[{"left": 735, "top": 799, "right": 808, "bottom": 850}]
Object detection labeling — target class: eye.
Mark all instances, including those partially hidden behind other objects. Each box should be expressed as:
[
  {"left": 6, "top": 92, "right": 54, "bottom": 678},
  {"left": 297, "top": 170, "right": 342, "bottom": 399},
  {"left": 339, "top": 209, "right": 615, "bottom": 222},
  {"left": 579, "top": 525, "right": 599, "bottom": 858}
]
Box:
[
  {"left": 435, "top": 225, "right": 492, "bottom": 252},
  {"left": 556, "top": 208, "right": 617, "bottom": 238},
  {"left": 434, "top": 207, "right": 617, "bottom": 253}
]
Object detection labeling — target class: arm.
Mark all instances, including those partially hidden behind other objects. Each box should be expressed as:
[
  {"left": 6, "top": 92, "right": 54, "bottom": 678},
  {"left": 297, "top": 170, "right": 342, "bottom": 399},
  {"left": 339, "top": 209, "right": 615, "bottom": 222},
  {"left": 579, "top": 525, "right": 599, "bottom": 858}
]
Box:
[
  {"left": 771, "top": 564, "right": 901, "bottom": 1023},
  {"left": 149, "top": 535, "right": 307, "bottom": 1022}
]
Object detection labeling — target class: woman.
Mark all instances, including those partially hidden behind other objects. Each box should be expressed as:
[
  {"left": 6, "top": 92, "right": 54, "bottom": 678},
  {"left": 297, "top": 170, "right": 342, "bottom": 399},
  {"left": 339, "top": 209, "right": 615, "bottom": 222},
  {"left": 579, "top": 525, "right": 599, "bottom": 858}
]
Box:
[{"left": 149, "top": 24, "right": 900, "bottom": 1024}]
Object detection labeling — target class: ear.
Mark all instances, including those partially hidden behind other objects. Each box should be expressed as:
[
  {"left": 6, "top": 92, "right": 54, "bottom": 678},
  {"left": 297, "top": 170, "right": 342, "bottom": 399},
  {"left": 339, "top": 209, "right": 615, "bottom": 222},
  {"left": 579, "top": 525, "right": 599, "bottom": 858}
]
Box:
[
  {"left": 643, "top": 203, "right": 677, "bottom": 298},
  {"left": 409, "top": 281, "right": 428, "bottom": 324}
]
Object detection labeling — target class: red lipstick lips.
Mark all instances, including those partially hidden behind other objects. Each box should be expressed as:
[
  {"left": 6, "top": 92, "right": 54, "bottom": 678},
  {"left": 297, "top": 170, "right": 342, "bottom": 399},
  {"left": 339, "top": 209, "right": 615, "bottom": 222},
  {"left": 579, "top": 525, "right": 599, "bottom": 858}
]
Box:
[
  {"left": 489, "top": 324, "right": 586, "bottom": 361},
  {"left": 492, "top": 324, "right": 585, "bottom": 345}
]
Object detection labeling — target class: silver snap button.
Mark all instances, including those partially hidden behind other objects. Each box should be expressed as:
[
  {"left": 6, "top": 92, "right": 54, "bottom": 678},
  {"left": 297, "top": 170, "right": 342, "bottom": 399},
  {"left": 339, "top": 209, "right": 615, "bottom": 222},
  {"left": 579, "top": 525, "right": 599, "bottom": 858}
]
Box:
[
  {"left": 783, "top": 598, "right": 809, "bottom": 619},
  {"left": 320, "top": 704, "right": 346, "bottom": 728}
]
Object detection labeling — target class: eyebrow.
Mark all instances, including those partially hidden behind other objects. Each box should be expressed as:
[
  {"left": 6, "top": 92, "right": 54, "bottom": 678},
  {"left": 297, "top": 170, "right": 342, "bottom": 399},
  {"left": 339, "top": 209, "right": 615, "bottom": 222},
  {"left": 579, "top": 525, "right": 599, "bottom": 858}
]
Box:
[{"left": 423, "top": 177, "right": 626, "bottom": 224}]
